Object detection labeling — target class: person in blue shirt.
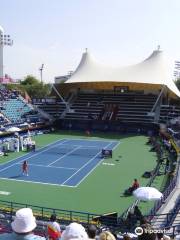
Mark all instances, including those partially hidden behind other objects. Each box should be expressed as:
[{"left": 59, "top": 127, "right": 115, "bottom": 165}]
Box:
[{"left": 0, "top": 208, "right": 45, "bottom": 240}]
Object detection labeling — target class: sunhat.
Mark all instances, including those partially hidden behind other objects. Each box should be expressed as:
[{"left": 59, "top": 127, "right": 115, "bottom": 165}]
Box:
[
  {"left": 11, "top": 208, "right": 36, "bottom": 233},
  {"left": 61, "top": 222, "right": 88, "bottom": 240},
  {"left": 99, "top": 231, "right": 116, "bottom": 240}
]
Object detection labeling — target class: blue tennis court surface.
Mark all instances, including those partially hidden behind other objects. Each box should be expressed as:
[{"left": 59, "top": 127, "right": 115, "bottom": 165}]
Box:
[{"left": 0, "top": 139, "right": 119, "bottom": 187}]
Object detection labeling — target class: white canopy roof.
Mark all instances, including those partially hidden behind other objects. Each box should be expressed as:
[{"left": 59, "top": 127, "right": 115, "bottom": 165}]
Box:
[{"left": 66, "top": 49, "right": 180, "bottom": 97}]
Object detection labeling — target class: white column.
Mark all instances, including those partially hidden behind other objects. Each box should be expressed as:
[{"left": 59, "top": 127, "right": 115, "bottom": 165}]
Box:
[{"left": 0, "top": 26, "right": 4, "bottom": 80}]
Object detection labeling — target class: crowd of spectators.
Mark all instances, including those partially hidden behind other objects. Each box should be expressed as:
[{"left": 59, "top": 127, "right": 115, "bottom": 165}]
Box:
[
  {"left": 0, "top": 207, "right": 178, "bottom": 240},
  {"left": 0, "top": 86, "right": 49, "bottom": 128},
  {"left": 0, "top": 87, "right": 28, "bottom": 124},
  {"left": 0, "top": 88, "right": 19, "bottom": 101}
]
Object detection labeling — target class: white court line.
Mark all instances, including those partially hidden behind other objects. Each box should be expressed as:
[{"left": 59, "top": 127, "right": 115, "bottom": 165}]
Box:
[
  {"left": 15, "top": 163, "right": 77, "bottom": 170},
  {"left": 112, "top": 141, "right": 121, "bottom": 150},
  {"left": 61, "top": 144, "right": 104, "bottom": 148},
  {"left": 47, "top": 146, "right": 81, "bottom": 167},
  {"left": 73, "top": 141, "right": 114, "bottom": 187},
  {"left": 61, "top": 141, "right": 120, "bottom": 150},
  {"left": 61, "top": 141, "right": 113, "bottom": 186},
  {"left": 0, "top": 139, "right": 120, "bottom": 188},
  {"left": 0, "top": 139, "right": 69, "bottom": 174},
  {"left": 0, "top": 177, "right": 77, "bottom": 188},
  {"left": 102, "top": 163, "right": 115, "bottom": 166},
  {"left": 67, "top": 138, "right": 118, "bottom": 143},
  {"left": 0, "top": 138, "right": 67, "bottom": 166},
  {"left": 0, "top": 191, "right": 11, "bottom": 195}
]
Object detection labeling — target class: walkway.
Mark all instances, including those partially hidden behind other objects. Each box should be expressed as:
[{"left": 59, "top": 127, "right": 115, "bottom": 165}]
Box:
[{"left": 152, "top": 154, "right": 180, "bottom": 228}]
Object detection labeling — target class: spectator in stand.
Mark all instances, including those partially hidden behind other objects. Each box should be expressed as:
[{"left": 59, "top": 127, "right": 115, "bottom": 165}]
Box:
[
  {"left": 156, "top": 233, "right": 170, "bottom": 240},
  {"left": 125, "top": 211, "right": 135, "bottom": 230},
  {"left": 0, "top": 208, "right": 45, "bottom": 240},
  {"left": 138, "top": 219, "right": 156, "bottom": 240},
  {"left": 99, "top": 231, "right": 116, "bottom": 240},
  {"left": 86, "top": 224, "right": 97, "bottom": 240},
  {"left": 134, "top": 206, "right": 143, "bottom": 222},
  {"left": 124, "top": 179, "right": 140, "bottom": 196},
  {"left": 128, "top": 179, "right": 140, "bottom": 194},
  {"left": 61, "top": 222, "right": 88, "bottom": 240},
  {"left": 47, "top": 214, "right": 61, "bottom": 240},
  {"left": 123, "top": 235, "right": 132, "bottom": 240},
  {"left": 131, "top": 179, "right": 140, "bottom": 191}
]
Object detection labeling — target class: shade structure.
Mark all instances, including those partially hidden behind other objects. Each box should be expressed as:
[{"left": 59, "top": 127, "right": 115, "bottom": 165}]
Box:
[
  {"left": 7, "top": 127, "right": 21, "bottom": 132},
  {"left": 65, "top": 49, "right": 180, "bottom": 98},
  {"left": 133, "top": 187, "right": 163, "bottom": 201}
]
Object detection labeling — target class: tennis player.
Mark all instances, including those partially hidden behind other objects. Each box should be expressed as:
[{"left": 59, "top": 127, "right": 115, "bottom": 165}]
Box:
[{"left": 22, "top": 160, "right": 29, "bottom": 176}]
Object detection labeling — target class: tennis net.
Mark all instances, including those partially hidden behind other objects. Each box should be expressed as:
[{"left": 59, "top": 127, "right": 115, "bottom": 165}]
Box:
[{"left": 47, "top": 145, "right": 103, "bottom": 158}]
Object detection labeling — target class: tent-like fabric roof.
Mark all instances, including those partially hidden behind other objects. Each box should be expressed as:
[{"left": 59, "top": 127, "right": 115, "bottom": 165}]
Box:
[{"left": 65, "top": 50, "right": 180, "bottom": 98}]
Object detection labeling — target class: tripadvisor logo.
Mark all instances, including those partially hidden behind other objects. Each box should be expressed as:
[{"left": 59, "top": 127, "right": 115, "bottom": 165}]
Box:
[
  {"left": 135, "top": 227, "right": 170, "bottom": 236},
  {"left": 135, "top": 227, "right": 143, "bottom": 235}
]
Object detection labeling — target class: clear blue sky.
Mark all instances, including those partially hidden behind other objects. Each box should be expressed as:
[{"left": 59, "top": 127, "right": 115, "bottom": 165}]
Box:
[{"left": 1, "top": 0, "right": 180, "bottom": 82}]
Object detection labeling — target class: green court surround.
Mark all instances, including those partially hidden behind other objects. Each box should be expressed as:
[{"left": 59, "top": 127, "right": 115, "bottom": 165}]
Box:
[{"left": 0, "top": 131, "right": 166, "bottom": 215}]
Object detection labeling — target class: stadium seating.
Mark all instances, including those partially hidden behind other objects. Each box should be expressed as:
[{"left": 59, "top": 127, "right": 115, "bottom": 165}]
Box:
[
  {"left": 160, "top": 105, "right": 180, "bottom": 123},
  {"left": 1, "top": 98, "right": 32, "bottom": 123},
  {"left": 0, "top": 87, "right": 50, "bottom": 127},
  {"left": 0, "top": 85, "right": 179, "bottom": 238},
  {"left": 33, "top": 98, "right": 67, "bottom": 119},
  {"left": 63, "top": 92, "right": 157, "bottom": 123},
  {"left": 114, "top": 93, "right": 156, "bottom": 123},
  {"left": 0, "top": 113, "right": 8, "bottom": 125},
  {"left": 32, "top": 91, "right": 180, "bottom": 126},
  {"left": 0, "top": 211, "right": 180, "bottom": 239}
]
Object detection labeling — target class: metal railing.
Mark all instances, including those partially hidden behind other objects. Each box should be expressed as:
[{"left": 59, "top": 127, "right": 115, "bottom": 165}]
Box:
[
  {"left": 1, "top": 212, "right": 180, "bottom": 239},
  {"left": 0, "top": 200, "right": 117, "bottom": 227},
  {"left": 149, "top": 176, "right": 177, "bottom": 217},
  {"left": 150, "top": 153, "right": 180, "bottom": 218}
]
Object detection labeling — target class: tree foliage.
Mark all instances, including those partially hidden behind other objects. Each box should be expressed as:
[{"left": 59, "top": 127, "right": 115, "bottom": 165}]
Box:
[
  {"left": 6, "top": 75, "right": 51, "bottom": 99},
  {"left": 21, "top": 75, "right": 39, "bottom": 85},
  {"left": 24, "top": 82, "right": 51, "bottom": 98}
]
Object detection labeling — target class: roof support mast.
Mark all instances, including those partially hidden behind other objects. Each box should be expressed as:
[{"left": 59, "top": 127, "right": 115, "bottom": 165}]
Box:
[
  {"left": 150, "top": 85, "right": 166, "bottom": 114},
  {"left": 148, "top": 85, "right": 166, "bottom": 122},
  {"left": 51, "top": 84, "right": 67, "bottom": 106}
]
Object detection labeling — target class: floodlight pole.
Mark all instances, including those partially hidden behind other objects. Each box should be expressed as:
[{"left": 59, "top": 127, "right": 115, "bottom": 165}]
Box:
[
  {"left": 0, "top": 26, "right": 13, "bottom": 81},
  {"left": 39, "top": 64, "right": 44, "bottom": 83}
]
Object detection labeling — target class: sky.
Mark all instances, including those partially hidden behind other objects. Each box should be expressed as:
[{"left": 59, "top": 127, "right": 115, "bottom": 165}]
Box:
[{"left": 1, "top": 0, "right": 180, "bottom": 83}]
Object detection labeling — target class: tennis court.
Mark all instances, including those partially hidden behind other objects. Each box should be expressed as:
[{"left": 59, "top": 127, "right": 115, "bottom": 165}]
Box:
[{"left": 0, "top": 139, "right": 119, "bottom": 187}]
